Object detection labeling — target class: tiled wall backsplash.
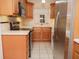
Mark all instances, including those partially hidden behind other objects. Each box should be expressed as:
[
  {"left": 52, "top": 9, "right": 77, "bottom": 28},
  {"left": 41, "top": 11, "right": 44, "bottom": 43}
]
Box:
[
  {"left": 20, "top": 8, "right": 51, "bottom": 28},
  {"left": 20, "top": 19, "right": 33, "bottom": 28},
  {"left": 32, "top": 8, "right": 51, "bottom": 24},
  {"left": 0, "top": 16, "right": 9, "bottom": 22}
]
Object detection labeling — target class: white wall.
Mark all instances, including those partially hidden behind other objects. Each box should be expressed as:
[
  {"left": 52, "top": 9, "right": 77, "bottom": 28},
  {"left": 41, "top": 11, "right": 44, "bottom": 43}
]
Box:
[
  {"left": 28, "top": 0, "right": 55, "bottom": 3},
  {"left": 33, "top": 8, "right": 50, "bottom": 25}
]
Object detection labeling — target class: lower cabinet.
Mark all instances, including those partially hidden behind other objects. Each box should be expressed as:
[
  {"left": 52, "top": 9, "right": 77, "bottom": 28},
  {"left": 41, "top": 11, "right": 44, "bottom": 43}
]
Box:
[
  {"left": 32, "top": 27, "right": 51, "bottom": 42},
  {"left": 32, "top": 27, "right": 41, "bottom": 41},
  {"left": 73, "top": 42, "right": 79, "bottom": 59},
  {"left": 42, "top": 27, "right": 51, "bottom": 41},
  {"left": 74, "top": 52, "right": 79, "bottom": 59},
  {"left": 64, "top": 37, "right": 69, "bottom": 59},
  {"left": 2, "top": 35, "right": 29, "bottom": 59}
]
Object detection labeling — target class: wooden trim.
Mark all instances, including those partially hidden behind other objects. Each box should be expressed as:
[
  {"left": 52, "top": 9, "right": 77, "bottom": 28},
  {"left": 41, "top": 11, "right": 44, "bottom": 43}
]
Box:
[
  {"left": 0, "top": 22, "right": 9, "bottom": 23},
  {"left": 50, "top": 3, "right": 56, "bottom": 6},
  {"left": 26, "top": 2, "right": 34, "bottom": 5}
]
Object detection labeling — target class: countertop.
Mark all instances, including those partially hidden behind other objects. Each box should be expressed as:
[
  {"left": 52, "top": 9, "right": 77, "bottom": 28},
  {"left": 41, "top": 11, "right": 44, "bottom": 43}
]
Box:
[
  {"left": 2, "top": 30, "right": 30, "bottom": 35},
  {"left": 32, "top": 20, "right": 55, "bottom": 32},
  {"left": 0, "top": 20, "right": 55, "bottom": 35},
  {"left": 74, "top": 38, "right": 79, "bottom": 44},
  {"left": 33, "top": 24, "right": 52, "bottom": 27},
  {"left": 66, "top": 31, "right": 79, "bottom": 44},
  {"left": 0, "top": 23, "right": 31, "bottom": 35}
]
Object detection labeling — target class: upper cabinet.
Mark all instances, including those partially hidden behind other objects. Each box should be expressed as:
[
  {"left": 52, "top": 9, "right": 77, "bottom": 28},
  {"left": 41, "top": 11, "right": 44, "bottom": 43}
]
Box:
[
  {"left": 0, "top": 0, "right": 19, "bottom": 16},
  {"left": 50, "top": 3, "right": 56, "bottom": 19},
  {"left": 25, "top": 2, "right": 34, "bottom": 19},
  {"left": 0, "top": 0, "right": 34, "bottom": 18}
]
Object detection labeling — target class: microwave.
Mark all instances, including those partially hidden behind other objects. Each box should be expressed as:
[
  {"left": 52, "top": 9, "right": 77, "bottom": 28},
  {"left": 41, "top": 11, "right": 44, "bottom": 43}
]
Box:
[
  {"left": 10, "top": 22, "right": 20, "bottom": 30},
  {"left": 18, "top": 2, "right": 25, "bottom": 17}
]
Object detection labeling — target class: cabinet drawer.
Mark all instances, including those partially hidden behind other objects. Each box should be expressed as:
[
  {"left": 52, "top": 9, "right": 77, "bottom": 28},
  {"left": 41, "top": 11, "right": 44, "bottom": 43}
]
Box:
[
  {"left": 74, "top": 42, "right": 79, "bottom": 53},
  {"left": 33, "top": 27, "right": 41, "bottom": 32},
  {"left": 42, "top": 27, "right": 51, "bottom": 31}
]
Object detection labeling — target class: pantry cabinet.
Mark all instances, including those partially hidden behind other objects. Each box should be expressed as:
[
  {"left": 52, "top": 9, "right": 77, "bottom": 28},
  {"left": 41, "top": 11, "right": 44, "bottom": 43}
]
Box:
[
  {"left": 73, "top": 42, "right": 79, "bottom": 59},
  {"left": 50, "top": 3, "right": 56, "bottom": 19},
  {"left": 74, "top": 52, "right": 79, "bottom": 59},
  {"left": 73, "top": 0, "right": 79, "bottom": 58},
  {"left": 25, "top": 2, "right": 34, "bottom": 19},
  {"left": 32, "top": 27, "right": 51, "bottom": 42},
  {"left": 2, "top": 35, "right": 29, "bottom": 59},
  {"left": 0, "top": 0, "right": 19, "bottom": 16}
]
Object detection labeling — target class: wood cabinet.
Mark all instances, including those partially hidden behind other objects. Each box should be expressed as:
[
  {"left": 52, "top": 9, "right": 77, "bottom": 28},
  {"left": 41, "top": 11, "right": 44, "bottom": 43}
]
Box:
[
  {"left": 32, "top": 27, "right": 51, "bottom": 42},
  {"left": 32, "top": 27, "right": 41, "bottom": 41},
  {"left": 25, "top": 2, "right": 34, "bottom": 19},
  {"left": 42, "top": 27, "right": 51, "bottom": 41},
  {"left": 73, "top": 0, "right": 79, "bottom": 59},
  {"left": 50, "top": 3, "right": 56, "bottom": 19},
  {"left": 24, "top": 0, "right": 27, "bottom": 2},
  {"left": 2, "top": 35, "right": 29, "bottom": 59},
  {"left": 73, "top": 42, "right": 79, "bottom": 59},
  {"left": 0, "top": 0, "right": 19, "bottom": 16},
  {"left": 74, "top": 52, "right": 79, "bottom": 59},
  {"left": 64, "top": 37, "right": 69, "bottom": 59},
  {"left": 0, "top": 0, "right": 34, "bottom": 17}
]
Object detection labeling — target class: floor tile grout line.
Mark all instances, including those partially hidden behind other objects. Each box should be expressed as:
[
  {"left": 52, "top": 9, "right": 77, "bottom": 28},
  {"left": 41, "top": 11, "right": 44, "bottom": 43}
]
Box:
[
  {"left": 45, "top": 42, "right": 53, "bottom": 59},
  {"left": 30, "top": 42, "right": 53, "bottom": 59}
]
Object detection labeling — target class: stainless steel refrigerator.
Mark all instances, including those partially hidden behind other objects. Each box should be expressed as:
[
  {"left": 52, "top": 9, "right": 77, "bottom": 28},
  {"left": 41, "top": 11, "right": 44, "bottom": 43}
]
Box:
[{"left": 53, "top": 1, "right": 67, "bottom": 59}]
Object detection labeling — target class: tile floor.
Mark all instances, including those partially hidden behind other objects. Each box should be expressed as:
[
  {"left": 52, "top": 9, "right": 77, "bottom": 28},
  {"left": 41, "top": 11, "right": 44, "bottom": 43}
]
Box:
[
  {"left": 54, "top": 42, "right": 64, "bottom": 59},
  {"left": 30, "top": 42, "right": 53, "bottom": 59}
]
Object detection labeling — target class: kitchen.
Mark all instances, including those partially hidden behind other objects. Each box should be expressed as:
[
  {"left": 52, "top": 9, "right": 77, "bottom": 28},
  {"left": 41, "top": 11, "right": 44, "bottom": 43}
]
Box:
[
  {"left": 0, "top": 0, "right": 55, "bottom": 59},
  {"left": 0, "top": 0, "right": 79, "bottom": 59}
]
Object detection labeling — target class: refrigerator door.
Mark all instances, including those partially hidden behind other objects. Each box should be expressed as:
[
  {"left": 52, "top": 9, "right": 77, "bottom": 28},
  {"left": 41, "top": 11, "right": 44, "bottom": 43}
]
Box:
[
  {"left": 53, "top": 2, "right": 67, "bottom": 59},
  {"left": 0, "top": 23, "right": 3, "bottom": 59}
]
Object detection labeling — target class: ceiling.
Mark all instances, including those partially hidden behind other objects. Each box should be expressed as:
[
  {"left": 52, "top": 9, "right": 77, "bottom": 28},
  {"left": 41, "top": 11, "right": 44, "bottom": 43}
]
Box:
[
  {"left": 28, "top": 0, "right": 67, "bottom": 3},
  {"left": 28, "top": 0, "right": 55, "bottom": 9},
  {"left": 28, "top": 0, "right": 55, "bottom": 3},
  {"left": 28, "top": 0, "right": 67, "bottom": 9}
]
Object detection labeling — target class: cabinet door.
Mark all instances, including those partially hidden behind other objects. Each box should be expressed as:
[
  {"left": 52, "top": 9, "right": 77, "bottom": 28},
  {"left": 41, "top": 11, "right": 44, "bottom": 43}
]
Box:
[
  {"left": 26, "top": 35, "right": 29, "bottom": 58},
  {"left": 32, "top": 27, "right": 42, "bottom": 42},
  {"left": 42, "top": 27, "right": 51, "bottom": 41},
  {"left": 2, "top": 35, "right": 28, "bottom": 59},
  {"left": 28, "top": 4, "right": 33, "bottom": 18},
  {"left": 74, "top": 52, "right": 79, "bottom": 59},
  {"left": 14, "top": 0, "right": 19, "bottom": 15},
  {"left": 64, "top": 37, "right": 69, "bottom": 59},
  {"left": 50, "top": 3, "right": 56, "bottom": 19},
  {"left": 0, "top": 0, "right": 18, "bottom": 16},
  {"left": 25, "top": 3, "right": 33, "bottom": 19}
]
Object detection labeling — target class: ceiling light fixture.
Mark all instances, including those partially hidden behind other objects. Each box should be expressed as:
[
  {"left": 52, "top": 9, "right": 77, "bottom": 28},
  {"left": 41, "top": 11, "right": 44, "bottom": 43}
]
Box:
[{"left": 42, "top": 0, "right": 45, "bottom": 3}]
